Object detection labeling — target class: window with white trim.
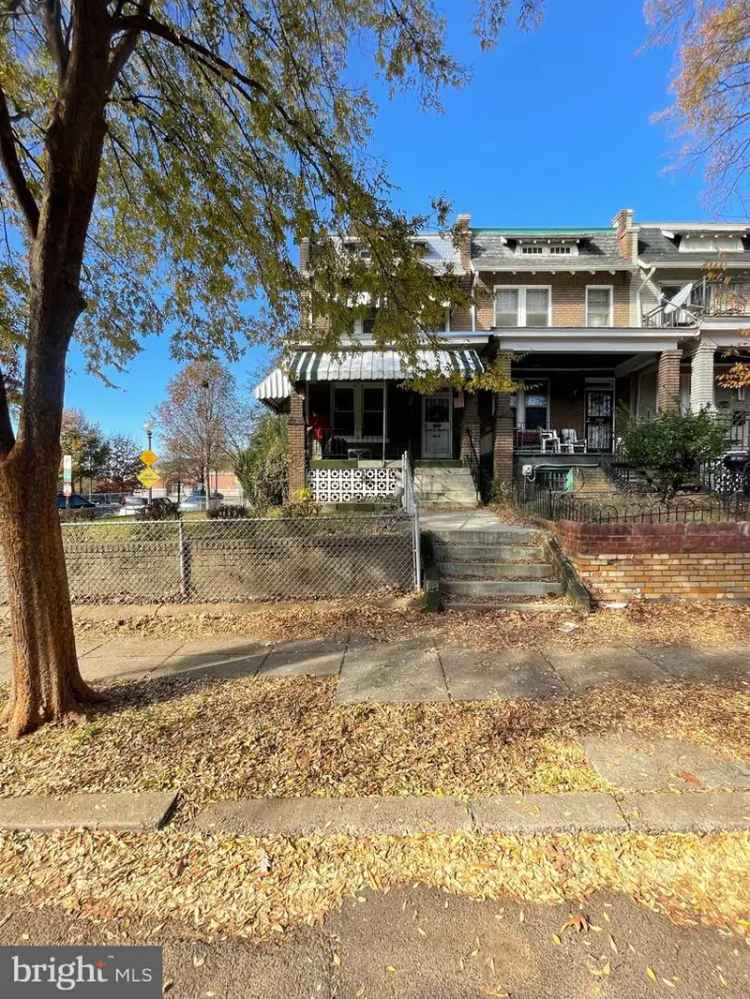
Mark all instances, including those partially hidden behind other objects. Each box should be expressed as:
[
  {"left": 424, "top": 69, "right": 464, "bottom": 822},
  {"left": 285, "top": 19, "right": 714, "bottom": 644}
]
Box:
[
  {"left": 520, "top": 245, "right": 543, "bottom": 255},
  {"left": 586, "top": 286, "right": 613, "bottom": 327},
  {"left": 494, "top": 286, "right": 551, "bottom": 328},
  {"left": 331, "top": 383, "right": 385, "bottom": 439}
]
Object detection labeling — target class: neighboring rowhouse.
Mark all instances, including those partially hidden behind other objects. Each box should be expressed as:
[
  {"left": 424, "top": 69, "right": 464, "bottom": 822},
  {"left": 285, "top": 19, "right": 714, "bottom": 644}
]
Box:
[{"left": 254, "top": 209, "right": 750, "bottom": 505}]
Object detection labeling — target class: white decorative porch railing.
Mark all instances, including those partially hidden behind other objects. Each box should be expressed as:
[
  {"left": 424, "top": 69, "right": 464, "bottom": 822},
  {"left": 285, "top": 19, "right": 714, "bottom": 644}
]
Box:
[{"left": 308, "top": 465, "right": 402, "bottom": 503}]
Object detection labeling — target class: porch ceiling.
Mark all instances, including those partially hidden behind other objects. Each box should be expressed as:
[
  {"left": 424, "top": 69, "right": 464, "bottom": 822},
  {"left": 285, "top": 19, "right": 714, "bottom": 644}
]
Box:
[{"left": 496, "top": 328, "right": 696, "bottom": 353}]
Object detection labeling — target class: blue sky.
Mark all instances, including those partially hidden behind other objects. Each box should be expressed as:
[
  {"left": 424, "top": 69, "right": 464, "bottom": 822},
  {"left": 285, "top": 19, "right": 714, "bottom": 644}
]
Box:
[{"left": 65, "top": 0, "right": 711, "bottom": 446}]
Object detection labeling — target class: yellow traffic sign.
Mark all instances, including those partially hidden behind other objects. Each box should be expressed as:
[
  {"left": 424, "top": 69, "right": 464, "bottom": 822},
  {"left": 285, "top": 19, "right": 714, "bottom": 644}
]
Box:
[
  {"left": 139, "top": 449, "right": 158, "bottom": 466},
  {"left": 137, "top": 467, "right": 160, "bottom": 489}
]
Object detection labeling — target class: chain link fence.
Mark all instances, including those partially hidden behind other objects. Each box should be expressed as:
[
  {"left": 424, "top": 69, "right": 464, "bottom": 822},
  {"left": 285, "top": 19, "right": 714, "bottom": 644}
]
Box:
[{"left": 0, "top": 514, "right": 417, "bottom": 605}]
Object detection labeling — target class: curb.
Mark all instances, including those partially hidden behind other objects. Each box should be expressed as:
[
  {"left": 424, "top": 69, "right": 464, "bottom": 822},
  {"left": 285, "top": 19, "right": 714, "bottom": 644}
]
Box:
[
  {"left": 2, "top": 789, "right": 749, "bottom": 837},
  {"left": 194, "top": 789, "right": 750, "bottom": 839}
]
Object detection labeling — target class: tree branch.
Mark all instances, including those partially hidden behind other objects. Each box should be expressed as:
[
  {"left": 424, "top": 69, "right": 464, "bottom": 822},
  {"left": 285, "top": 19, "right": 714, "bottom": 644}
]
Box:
[
  {"left": 42, "top": 0, "right": 68, "bottom": 82},
  {"left": 0, "top": 83, "right": 39, "bottom": 237},
  {"left": 107, "top": 1, "right": 151, "bottom": 91}
]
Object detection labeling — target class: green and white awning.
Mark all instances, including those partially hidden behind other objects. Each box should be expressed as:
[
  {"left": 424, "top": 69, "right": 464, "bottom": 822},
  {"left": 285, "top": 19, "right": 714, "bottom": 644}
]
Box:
[
  {"left": 253, "top": 349, "right": 484, "bottom": 404},
  {"left": 288, "top": 348, "right": 483, "bottom": 382}
]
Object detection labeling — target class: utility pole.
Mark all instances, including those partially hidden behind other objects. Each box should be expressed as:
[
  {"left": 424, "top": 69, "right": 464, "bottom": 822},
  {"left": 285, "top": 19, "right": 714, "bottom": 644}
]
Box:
[{"left": 144, "top": 420, "right": 155, "bottom": 503}]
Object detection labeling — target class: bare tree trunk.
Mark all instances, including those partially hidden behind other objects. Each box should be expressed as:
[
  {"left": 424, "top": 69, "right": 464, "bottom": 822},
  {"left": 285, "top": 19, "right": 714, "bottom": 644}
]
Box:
[{"left": 0, "top": 441, "right": 102, "bottom": 738}]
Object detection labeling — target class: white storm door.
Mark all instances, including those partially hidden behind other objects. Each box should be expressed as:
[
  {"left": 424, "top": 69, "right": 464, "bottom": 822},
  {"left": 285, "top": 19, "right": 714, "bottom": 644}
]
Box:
[{"left": 422, "top": 391, "right": 452, "bottom": 458}]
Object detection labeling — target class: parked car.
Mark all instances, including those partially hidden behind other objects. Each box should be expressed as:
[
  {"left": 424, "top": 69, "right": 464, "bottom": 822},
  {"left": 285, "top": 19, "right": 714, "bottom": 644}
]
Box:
[
  {"left": 56, "top": 493, "right": 95, "bottom": 509},
  {"left": 179, "top": 489, "right": 223, "bottom": 513},
  {"left": 114, "top": 495, "right": 148, "bottom": 517}
]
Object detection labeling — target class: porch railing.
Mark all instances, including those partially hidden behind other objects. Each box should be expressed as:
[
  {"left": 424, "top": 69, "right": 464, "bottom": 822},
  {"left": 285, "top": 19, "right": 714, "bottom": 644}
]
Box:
[
  {"left": 461, "top": 427, "right": 482, "bottom": 499},
  {"left": 319, "top": 434, "right": 409, "bottom": 461}
]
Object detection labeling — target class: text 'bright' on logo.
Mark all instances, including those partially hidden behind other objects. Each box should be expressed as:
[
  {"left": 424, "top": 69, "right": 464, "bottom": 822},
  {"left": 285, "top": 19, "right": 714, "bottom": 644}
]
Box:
[{"left": 0, "top": 947, "right": 162, "bottom": 996}]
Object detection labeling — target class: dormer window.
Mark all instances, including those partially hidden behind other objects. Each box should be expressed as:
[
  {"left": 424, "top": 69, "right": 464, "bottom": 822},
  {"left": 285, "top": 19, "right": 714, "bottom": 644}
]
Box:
[
  {"left": 516, "top": 242, "right": 578, "bottom": 257},
  {"left": 676, "top": 234, "right": 744, "bottom": 253}
]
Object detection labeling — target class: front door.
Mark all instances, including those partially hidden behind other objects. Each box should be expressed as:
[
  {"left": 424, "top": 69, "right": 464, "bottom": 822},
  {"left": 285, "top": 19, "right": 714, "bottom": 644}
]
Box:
[
  {"left": 422, "top": 391, "right": 452, "bottom": 458},
  {"left": 585, "top": 389, "right": 614, "bottom": 452}
]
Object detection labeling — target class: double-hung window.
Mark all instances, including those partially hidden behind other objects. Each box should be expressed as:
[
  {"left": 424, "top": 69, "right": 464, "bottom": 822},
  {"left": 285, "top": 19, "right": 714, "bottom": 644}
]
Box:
[
  {"left": 331, "top": 383, "right": 385, "bottom": 439},
  {"left": 586, "top": 286, "right": 613, "bottom": 327},
  {"left": 494, "top": 286, "right": 550, "bottom": 328}
]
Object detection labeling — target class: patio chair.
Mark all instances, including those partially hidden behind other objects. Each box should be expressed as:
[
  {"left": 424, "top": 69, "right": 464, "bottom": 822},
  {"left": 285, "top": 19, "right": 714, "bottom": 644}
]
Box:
[
  {"left": 559, "top": 429, "right": 587, "bottom": 454},
  {"left": 539, "top": 430, "right": 561, "bottom": 454}
]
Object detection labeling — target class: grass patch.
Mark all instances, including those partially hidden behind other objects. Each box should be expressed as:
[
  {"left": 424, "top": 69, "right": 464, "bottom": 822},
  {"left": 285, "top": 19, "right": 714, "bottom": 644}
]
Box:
[{"left": 0, "top": 672, "right": 747, "bottom": 821}]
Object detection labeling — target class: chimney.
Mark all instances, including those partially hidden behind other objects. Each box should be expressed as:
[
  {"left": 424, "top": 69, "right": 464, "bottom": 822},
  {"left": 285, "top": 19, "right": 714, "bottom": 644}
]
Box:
[
  {"left": 612, "top": 208, "right": 638, "bottom": 263},
  {"left": 454, "top": 213, "right": 472, "bottom": 273},
  {"left": 298, "top": 237, "right": 311, "bottom": 273}
]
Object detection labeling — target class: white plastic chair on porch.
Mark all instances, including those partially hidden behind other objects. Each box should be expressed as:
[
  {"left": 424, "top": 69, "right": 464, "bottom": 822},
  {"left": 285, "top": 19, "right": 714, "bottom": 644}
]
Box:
[
  {"left": 559, "top": 429, "right": 587, "bottom": 454},
  {"left": 539, "top": 430, "right": 561, "bottom": 454}
]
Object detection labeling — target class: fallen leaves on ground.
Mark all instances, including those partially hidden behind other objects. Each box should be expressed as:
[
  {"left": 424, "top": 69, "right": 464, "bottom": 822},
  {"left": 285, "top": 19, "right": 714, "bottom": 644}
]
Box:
[
  {"left": 562, "top": 912, "right": 591, "bottom": 933},
  {"left": 61, "top": 597, "right": 750, "bottom": 655},
  {"left": 0, "top": 673, "right": 747, "bottom": 819},
  {"left": 0, "top": 829, "right": 747, "bottom": 943}
]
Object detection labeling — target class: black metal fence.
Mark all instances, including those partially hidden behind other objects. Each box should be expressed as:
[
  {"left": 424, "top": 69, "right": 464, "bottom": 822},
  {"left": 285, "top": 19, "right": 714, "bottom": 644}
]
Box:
[
  {"left": 552, "top": 492, "right": 750, "bottom": 524},
  {"left": 514, "top": 485, "right": 750, "bottom": 525}
]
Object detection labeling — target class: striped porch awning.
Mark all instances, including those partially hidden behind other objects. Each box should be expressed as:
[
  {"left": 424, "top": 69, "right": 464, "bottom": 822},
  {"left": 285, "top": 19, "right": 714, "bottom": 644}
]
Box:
[
  {"left": 253, "top": 348, "right": 484, "bottom": 405},
  {"left": 253, "top": 367, "right": 294, "bottom": 403},
  {"left": 288, "top": 348, "right": 484, "bottom": 382}
]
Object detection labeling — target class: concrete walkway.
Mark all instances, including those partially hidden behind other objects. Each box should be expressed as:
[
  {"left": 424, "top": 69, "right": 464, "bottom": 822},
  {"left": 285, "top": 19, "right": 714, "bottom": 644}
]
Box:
[{"left": 2, "top": 636, "right": 747, "bottom": 703}]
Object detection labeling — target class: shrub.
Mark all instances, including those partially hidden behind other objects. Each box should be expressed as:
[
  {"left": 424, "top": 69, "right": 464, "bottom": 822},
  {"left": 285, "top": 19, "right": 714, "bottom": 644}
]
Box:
[
  {"left": 139, "top": 498, "right": 180, "bottom": 520},
  {"left": 284, "top": 487, "right": 320, "bottom": 518},
  {"left": 207, "top": 503, "right": 249, "bottom": 519},
  {"left": 59, "top": 507, "right": 97, "bottom": 523},
  {"left": 234, "top": 413, "right": 287, "bottom": 512},
  {"left": 620, "top": 408, "right": 729, "bottom": 500}
]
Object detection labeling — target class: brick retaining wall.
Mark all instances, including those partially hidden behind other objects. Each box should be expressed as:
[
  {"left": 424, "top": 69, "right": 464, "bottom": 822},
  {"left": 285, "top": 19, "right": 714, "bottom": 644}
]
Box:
[{"left": 556, "top": 519, "right": 750, "bottom": 603}]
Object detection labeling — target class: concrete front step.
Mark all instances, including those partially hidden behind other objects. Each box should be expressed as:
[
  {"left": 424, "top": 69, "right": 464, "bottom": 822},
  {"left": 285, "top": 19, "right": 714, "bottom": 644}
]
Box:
[
  {"left": 438, "top": 562, "right": 556, "bottom": 580},
  {"left": 440, "top": 579, "right": 563, "bottom": 599},
  {"left": 428, "top": 528, "right": 541, "bottom": 545},
  {"left": 415, "top": 468, "right": 475, "bottom": 481},
  {"left": 417, "top": 491, "right": 478, "bottom": 503},
  {"left": 440, "top": 579, "right": 564, "bottom": 598},
  {"left": 442, "top": 598, "right": 570, "bottom": 613},
  {"left": 433, "top": 543, "right": 544, "bottom": 562}
]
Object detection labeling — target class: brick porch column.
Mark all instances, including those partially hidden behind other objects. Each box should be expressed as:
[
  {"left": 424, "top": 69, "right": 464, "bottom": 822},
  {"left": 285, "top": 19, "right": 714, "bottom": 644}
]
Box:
[
  {"left": 656, "top": 349, "right": 682, "bottom": 413},
  {"left": 690, "top": 342, "right": 717, "bottom": 412},
  {"left": 287, "top": 382, "right": 307, "bottom": 499},
  {"left": 460, "top": 392, "right": 480, "bottom": 463},
  {"left": 493, "top": 392, "right": 514, "bottom": 486}
]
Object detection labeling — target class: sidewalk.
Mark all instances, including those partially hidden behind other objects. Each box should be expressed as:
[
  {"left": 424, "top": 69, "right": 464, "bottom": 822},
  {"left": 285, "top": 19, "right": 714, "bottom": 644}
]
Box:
[{"left": 2, "top": 633, "right": 746, "bottom": 702}]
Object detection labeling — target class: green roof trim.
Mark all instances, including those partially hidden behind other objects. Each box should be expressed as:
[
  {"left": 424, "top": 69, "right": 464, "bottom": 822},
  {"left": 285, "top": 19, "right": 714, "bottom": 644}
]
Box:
[{"left": 472, "top": 227, "right": 613, "bottom": 235}]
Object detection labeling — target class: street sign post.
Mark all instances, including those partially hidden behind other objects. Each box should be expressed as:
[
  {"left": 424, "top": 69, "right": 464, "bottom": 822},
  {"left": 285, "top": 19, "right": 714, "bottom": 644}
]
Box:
[
  {"left": 62, "top": 454, "right": 73, "bottom": 501},
  {"left": 139, "top": 449, "right": 158, "bottom": 467}
]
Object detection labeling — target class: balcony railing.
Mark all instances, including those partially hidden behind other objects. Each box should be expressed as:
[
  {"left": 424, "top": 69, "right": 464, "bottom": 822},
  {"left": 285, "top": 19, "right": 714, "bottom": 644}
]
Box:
[{"left": 643, "top": 280, "right": 750, "bottom": 328}]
